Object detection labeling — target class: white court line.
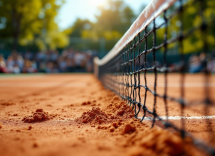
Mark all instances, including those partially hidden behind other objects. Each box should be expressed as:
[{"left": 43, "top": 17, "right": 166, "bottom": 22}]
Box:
[
  {"left": 0, "top": 83, "right": 87, "bottom": 87},
  {"left": 147, "top": 83, "right": 215, "bottom": 87},
  {"left": 0, "top": 75, "right": 46, "bottom": 79},
  {"left": 138, "top": 116, "right": 215, "bottom": 120}
]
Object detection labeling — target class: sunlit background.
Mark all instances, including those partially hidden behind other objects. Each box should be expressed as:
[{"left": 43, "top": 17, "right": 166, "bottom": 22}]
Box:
[
  {"left": 57, "top": 0, "right": 149, "bottom": 30},
  {"left": 0, "top": 0, "right": 150, "bottom": 73},
  {"left": 0, "top": 0, "right": 214, "bottom": 74}
]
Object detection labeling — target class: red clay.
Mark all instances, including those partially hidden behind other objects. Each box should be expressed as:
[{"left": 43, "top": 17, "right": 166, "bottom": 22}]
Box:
[{"left": 0, "top": 74, "right": 214, "bottom": 156}]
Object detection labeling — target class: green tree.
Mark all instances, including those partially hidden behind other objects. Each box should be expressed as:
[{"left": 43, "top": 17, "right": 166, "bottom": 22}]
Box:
[
  {"left": 93, "top": 0, "right": 135, "bottom": 37},
  {"left": 69, "top": 18, "right": 92, "bottom": 37},
  {"left": 63, "top": 0, "right": 136, "bottom": 52},
  {"left": 80, "top": 0, "right": 136, "bottom": 51},
  {"left": 0, "top": 0, "right": 68, "bottom": 50}
]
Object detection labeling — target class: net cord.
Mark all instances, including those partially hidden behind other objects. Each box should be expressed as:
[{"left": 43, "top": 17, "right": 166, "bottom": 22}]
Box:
[{"left": 94, "top": 0, "right": 177, "bottom": 67}]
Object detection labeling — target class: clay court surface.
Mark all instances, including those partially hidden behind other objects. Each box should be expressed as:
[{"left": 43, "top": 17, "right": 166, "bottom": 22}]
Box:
[{"left": 0, "top": 74, "right": 215, "bottom": 156}]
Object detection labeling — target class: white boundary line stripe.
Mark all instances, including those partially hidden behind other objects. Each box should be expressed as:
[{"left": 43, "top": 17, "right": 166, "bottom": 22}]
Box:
[
  {"left": 0, "top": 83, "right": 87, "bottom": 87},
  {"left": 147, "top": 83, "right": 215, "bottom": 87},
  {"left": 138, "top": 116, "right": 215, "bottom": 120},
  {"left": 0, "top": 75, "right": 46, "bottom": 79}
]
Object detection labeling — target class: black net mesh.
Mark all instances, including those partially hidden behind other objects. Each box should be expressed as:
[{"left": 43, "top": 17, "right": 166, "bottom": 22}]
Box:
[{"left": 97, "top": 0, "right": 215, "bottom": 155}]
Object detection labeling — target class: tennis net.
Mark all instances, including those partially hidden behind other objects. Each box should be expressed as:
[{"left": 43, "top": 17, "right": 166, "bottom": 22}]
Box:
[{"left": 94, "top": 0, "right": 215, "bottom": 155}]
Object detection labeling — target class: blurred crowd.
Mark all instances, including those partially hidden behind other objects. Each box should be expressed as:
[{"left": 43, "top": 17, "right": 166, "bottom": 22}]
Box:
[
  {"left": 0, "top": 49, "right": 97, "bottom": 73},
  {"left": 0, "top": 50, "right": 215, "bottom": 74},
  {"left": 188, "top": 52, "right": 215, "bottom": 73}
]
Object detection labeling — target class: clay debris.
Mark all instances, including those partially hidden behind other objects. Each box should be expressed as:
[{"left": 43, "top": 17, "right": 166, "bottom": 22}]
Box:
[
  {"left": 22, "top": 109, "right": 50, "bottom": 123},
  {"left": 75, "top": 107, "right": 108, "bottom": 124},
  {"left": 76, "top": 97, "right": 135, "bottom": 125},
  {"left": 1, "top": 101, "right": 15, "bottom": 106}
]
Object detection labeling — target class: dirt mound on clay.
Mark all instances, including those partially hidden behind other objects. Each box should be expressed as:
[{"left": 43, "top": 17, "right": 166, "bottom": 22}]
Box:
[
  {"left": 75, "top": 107, "right": 108, "bottom": 124},
  {"left": 75, "top": 96, "right": 135, "bottom": 125},
  {"left": 22, "top": 109, "right": 50, "bottom": 123},
  {"left": 106, "top": 96, "right": 135, "bottom": 118}
]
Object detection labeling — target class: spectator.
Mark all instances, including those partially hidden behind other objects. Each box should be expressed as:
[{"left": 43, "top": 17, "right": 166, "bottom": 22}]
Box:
[
  {"left": 22, "top": 59, "right": 32, "bottom": 73},
  {"left": 189, "top": 55, "right": 201, "bottom": 73},
  {"left": 207, "top": 58, "right": 215, "bottom": 73},
  {"left": 36, "top": 51, "right": 46, "bottom": 62},
  {"left": 6, "top": 56, "right": 15, "bottom": 73},
  {"left": 0, "top": 55, "right": 7, "bottom": 73},
  {"left": 65, "top": 57, "right": 74, "bottom": 72},
  {"left": 24, "top": 51, "right": 33, "bottom": 60},
  {"left": 86, "top": 50, "right": 93, "bottom": 72},
  {"left": 50, "top": 50, "right": 59, "bottom": 61},
  {"left": 46, "top": 62, "right": 59, "bottom": 73},
  {"left": 74, "top": 51, "right": 86, "bottom": 71},
  {"left": 16, "top": 55, "right": 24, "bottom": 71},
  {"left": 58, "top": 57, "right": 67, "bottom": 72},
  {"left": 13, "top": 63, "right": 21, "bottom": 74}
]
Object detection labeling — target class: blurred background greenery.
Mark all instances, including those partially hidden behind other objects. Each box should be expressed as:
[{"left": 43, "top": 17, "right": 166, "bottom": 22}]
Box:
[
  {"left": 0, "top": 0, "right": 214, "bottom": 74},
  {"left": 0, "top": 0, "right": 214, "bottom": 55},
  {"left": 0, "top": 0, "right": 145, "bottom": 57}
]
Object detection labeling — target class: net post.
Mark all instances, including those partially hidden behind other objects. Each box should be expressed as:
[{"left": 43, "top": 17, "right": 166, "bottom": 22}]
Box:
[{"left": 93, "top": 57, "right": 99, "bottom": 78}]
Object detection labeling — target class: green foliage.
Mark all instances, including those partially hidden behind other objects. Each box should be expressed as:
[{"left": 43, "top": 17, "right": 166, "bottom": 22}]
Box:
[
  {"left": 69, "top": 19, "right": 92, "bottom": 37},
  {"left": 157, "top": 0, "right": 215, "bottom": 54},
  {"left": 95, "top": 0, "right": 135, "bottom": 35},
  {"left": 1, "top": 0, "right": 214, "bottom": 55},
  {"left": 0, "top": 0, "right": 68, "bottom": 50}
]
